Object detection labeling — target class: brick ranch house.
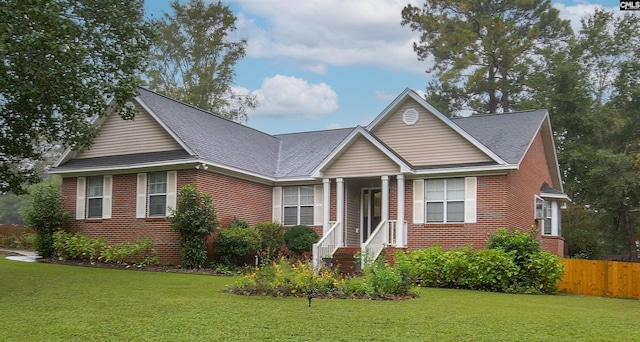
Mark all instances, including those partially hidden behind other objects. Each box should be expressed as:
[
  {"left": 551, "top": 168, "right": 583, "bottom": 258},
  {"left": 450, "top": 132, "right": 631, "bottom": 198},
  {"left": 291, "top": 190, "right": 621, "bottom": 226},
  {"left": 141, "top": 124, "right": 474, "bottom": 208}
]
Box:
[{"left": 50, "top": 88, "right": 569, "bottom": 265}]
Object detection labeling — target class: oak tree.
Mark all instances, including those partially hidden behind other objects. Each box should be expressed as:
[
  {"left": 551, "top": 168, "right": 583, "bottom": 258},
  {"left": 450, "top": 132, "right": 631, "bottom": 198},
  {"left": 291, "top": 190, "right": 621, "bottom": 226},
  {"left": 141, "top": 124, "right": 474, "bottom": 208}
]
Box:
[{"left": 0, "top": 0, "right": 154, "bottom": 193}]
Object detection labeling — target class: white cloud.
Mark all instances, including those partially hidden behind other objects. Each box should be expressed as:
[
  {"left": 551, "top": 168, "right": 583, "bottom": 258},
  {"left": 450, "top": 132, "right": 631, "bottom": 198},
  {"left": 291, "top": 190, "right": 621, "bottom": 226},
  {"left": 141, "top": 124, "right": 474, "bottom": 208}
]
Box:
[
  {"left": 326, "top": 123, "right": 343, "bottom": 130},
  {"left": 553, "top": 3, "right": 617, "bottom": 34},
  {"left": 233, "top": 0, "right": 424, "bottom": 74},
  {"left": 249, "top": 75, "right": 339, "bottom": 118},
  {"left": 374, "top": 90, "right": 398, "bottom": 101}
]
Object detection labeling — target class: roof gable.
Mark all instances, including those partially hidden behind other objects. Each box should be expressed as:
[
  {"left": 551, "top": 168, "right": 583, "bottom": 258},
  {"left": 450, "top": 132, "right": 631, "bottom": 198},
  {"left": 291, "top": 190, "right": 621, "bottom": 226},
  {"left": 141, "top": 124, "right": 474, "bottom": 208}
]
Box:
[
  {"left": 74, "top": 102, "right": 183, "bottom": 159},
  {"left": 367, "top": 89, "right": 506, "bottom": 167}
]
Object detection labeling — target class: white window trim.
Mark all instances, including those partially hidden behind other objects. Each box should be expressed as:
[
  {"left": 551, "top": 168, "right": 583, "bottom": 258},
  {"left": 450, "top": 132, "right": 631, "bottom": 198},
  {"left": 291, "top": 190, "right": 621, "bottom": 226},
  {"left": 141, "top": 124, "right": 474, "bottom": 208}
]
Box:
[
  {"left": 282, "top": 185, "right": 315, "bottom": 226},
  {"left": 136, "top": 171, "right": 177, "bottom": 218},
  {"left": 76, "top": 175, "right": 111, "bottom": 220},
  {"left": 86, "top": 176, "right": 104, "bottom": 219},
  {"left": 537, "top": 196, "right": 560, "bottom": 236},
  {"left": 148, "top": 172, "right": 167, "bottom": 217},
  {"left": 413, "top": 177, "right": 476, "bottom": 224},
  {"left": 425, "top": 178, "right": 465, "bottom": 223}
]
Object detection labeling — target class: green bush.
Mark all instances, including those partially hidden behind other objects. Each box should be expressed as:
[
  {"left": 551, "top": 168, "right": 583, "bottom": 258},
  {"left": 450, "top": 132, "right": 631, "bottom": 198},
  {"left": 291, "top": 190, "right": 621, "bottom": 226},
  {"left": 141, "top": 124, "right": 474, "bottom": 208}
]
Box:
[
  {"left": 396, "top": 229, "right": 564, "bottom": 294},
  {"left": 283, "top": 225, "right": 318, "bottom": 255},
  {"left": 254, "top": 221, "right": 284, "bottom": 261},
  {"left": 169, "top": 184, "right": 219, "bottom": 268},
  {"left": 52, "top": 231, "right": 158, "bottom": 266},
  {"left": 20, "top": 181, "right": 72, "bottom": 258},
  {"left": 228, "top": 259, "right": 416, "bottom": 299},
  {"left": 213, "top": 226, "right": 262, "bottom": 266},
  {"left": 99, "top": 238, "right": 159, "bottom": 266},
  {"left": 53, "top": 231, "right": 106, "bottom": 262},
  {"left": 486, "top": 227, "right": 563, "bottom": 293},
  {"left": 227, "top": 218, "right": 250, "bottom": 229},
  {"left": 364, "top": 259, "right": 414, "bottom": 298}
]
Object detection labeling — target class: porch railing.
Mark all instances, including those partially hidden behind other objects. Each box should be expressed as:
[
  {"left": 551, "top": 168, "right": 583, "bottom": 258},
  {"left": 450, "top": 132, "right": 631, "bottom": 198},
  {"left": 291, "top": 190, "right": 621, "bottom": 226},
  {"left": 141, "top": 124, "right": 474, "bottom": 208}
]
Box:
[
  {"left": 312, "top": 220, "right": 342, "bottom": 269},
  {"left": 361, "top": 220, "right": 398, "bottom": 268}
]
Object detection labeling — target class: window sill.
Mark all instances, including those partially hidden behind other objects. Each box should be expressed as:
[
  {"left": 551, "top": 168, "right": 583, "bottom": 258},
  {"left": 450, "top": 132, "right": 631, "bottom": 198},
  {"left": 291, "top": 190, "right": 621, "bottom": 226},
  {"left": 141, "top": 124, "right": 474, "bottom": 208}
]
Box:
[{"left": 144, "top": 217, "right": 167, "bottom": 222}]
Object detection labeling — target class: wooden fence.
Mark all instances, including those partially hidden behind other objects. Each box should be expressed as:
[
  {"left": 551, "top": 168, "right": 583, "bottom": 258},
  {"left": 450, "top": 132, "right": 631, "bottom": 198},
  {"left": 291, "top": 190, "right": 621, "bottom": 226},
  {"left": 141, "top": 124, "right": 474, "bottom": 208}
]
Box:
[{"left": 558, "top": 258, "right": 640, "bottom": 300}]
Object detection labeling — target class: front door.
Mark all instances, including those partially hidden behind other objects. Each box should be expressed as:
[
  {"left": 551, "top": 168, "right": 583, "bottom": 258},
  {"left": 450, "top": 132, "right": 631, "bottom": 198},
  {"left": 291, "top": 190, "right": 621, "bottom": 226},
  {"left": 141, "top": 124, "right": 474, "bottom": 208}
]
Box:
[{"left": 361, "top": 188, "right": 382, "bottom": 243}]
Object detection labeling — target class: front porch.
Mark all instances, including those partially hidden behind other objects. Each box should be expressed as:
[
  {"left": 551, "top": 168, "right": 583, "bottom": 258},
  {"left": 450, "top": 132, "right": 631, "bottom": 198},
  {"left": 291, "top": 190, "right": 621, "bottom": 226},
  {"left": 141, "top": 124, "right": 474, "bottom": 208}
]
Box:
[{"left": 312, "top": 175, "right": 408, "bottom": 270}]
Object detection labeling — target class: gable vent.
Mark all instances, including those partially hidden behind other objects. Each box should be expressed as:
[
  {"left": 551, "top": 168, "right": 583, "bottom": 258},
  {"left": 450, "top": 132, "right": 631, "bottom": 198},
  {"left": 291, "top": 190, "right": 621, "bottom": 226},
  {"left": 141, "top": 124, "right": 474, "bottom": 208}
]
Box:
[{"left": 403, "top": 108, "right": 419, "bottom": 125}]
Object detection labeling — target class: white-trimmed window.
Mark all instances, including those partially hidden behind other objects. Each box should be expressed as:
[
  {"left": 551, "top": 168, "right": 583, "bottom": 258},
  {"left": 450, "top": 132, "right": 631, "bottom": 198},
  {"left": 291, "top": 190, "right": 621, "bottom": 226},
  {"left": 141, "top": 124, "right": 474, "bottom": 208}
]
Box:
[
  {"left": 283, "top": 186, "right": 314, "bottom": 226},
  {"left": 76, "top": 175, "right": 112, "bottom": 220},
  {"left": 425, "top": 178, "right": 465, "bottom": 223},
  {"left": 136, "top": 171, "right": 177, "bottom": 218},
  {"left": 148, "top": 172, "right": 167, "bottom": 217},
  {"left": 536, "top": 196, "right": 557, "bottom": 235},
  {"left": 87, "top": 176, "right": 104, "bottom": 218},
  {"left": 413, "top": 177, "right": 476, "bottom": 224}
]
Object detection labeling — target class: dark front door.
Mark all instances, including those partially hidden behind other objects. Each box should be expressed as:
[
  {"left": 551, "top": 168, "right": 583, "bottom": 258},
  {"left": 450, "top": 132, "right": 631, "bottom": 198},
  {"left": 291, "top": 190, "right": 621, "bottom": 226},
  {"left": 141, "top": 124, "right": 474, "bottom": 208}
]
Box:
[{"left": 361, "top": 188, "right": 381, "bottom": 243}]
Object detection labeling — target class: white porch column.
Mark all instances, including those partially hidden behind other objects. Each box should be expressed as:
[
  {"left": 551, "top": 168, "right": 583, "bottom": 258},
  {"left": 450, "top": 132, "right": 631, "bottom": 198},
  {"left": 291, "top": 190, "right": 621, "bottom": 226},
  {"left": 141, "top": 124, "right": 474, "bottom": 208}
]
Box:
[
  {"left": 323, "top": 178, "right": 331, "bottom": 234},
  {"left": 336, "top": 178, "right": 344, "bottom": 247},
  {"left": 396, "top": 174, "right": 405, "bottom": 247},
  {"left": 381, "top": 176, "right": 389, "bottom": 222}
]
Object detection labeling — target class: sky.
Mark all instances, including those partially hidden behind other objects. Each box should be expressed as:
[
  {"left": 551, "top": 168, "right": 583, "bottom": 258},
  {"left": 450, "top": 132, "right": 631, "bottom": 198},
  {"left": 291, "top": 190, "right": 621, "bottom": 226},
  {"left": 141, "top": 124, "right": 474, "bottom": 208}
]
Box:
[{"left": 143, "top": 0, "right": 620, "bottom": 135}]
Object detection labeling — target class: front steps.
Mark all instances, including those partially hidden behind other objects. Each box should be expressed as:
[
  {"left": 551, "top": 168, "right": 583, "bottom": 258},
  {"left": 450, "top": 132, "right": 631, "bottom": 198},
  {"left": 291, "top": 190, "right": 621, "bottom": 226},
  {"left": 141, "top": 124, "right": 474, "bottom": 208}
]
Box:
[{"left": 331, "top": 247, "right": 361, "bottom": 275}]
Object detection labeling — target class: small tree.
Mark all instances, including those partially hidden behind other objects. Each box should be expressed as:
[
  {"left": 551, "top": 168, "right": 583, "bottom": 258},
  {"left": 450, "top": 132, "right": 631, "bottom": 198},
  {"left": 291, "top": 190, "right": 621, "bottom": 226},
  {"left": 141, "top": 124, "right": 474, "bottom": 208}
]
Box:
[
  {"left": 254, "top": 221, "right": 285, "bottom": 261},
  {"left": 20, "top": 179, "right": 71, "bottom": 258},
  {"left": 169, "top": 184, "right": 219, "bottom": 268}
]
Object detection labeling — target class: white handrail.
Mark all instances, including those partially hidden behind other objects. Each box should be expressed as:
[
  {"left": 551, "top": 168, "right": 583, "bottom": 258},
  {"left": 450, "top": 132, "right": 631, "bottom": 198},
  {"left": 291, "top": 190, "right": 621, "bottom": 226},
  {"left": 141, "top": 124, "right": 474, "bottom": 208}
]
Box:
[
  {"left": 360, "top": 220, "right": 398, "bottom": 268},
  {"left": 312, "top": 221, "right": 341, "bottom": 269}
]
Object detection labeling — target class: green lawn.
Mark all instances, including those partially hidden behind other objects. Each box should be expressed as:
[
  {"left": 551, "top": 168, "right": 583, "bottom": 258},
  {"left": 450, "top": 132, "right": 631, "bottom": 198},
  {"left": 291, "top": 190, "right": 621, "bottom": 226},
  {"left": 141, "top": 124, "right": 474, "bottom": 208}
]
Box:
[{"left": 1, "top": 257, "right": 639, "bottom": 341}]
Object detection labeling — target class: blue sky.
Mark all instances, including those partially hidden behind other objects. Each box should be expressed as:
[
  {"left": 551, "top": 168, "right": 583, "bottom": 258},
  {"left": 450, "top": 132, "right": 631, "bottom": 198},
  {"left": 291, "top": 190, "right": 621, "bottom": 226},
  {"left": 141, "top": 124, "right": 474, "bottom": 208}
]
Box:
[{"left": 144, "top": 0, "right": 618, "bottom": 135}]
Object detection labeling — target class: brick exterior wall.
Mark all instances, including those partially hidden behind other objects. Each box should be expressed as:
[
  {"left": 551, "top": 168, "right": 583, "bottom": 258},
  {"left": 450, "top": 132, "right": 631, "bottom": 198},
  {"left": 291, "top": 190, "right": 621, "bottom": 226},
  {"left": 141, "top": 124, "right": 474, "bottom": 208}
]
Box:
[{"left": 61, "top": 169, "right": 273, "bottom": 265}]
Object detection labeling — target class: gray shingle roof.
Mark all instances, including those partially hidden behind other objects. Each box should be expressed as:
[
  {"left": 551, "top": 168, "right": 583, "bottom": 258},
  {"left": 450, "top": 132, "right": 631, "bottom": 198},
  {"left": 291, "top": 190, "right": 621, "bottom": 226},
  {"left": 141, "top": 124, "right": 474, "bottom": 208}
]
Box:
[
  {"left": 54, "top": 88, "right": 550, "bottom": 179},
  {"left": 137, "top": 88, "right": 281, "bottom": 177},
  {"left": 274, "top": 128, "right": 354, "bottom": 177},
  {"left": 452, "top": 109, "right": 547, "bottom": 164},
  {"left": 53, "top": 150, "right": 194, "bottom": 171}
]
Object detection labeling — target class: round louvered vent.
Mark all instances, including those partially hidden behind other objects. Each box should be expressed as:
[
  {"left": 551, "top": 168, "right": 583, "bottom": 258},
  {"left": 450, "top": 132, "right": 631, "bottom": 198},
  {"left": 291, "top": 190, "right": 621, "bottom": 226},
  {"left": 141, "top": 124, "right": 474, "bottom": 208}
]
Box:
[{"left": 403, "top": 108, "right": 419, "bottom": 125}]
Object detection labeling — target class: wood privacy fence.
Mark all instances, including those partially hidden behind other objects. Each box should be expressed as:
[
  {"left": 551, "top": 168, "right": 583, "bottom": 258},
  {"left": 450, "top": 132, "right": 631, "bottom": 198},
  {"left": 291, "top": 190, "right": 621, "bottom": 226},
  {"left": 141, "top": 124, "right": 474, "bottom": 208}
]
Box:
[{"left": 558, "top": 258, "right": 640, "bottom": 299}]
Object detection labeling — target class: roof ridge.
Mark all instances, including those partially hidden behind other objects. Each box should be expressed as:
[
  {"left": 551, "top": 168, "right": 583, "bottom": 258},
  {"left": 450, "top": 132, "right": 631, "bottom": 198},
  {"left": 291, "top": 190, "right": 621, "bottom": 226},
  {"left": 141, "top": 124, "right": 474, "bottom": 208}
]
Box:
[
  {"left": 273, "top": 126, "right": 356, "bottom": 137},
  {"left": 452, "top": 109, "right": 546, "bottom": 119}
]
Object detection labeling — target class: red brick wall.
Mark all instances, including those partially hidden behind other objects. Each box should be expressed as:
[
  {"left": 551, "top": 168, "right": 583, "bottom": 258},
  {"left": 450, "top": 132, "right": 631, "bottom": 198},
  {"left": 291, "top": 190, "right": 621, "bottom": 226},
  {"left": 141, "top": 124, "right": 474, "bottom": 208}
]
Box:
[{"left": 61, "top": 169, "right": 274, "bottom": 264}]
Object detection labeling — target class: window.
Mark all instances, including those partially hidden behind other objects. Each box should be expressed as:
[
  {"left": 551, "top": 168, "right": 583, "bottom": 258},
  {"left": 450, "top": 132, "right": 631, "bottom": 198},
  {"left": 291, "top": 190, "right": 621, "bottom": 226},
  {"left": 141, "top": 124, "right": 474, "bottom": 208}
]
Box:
[
  {"left": 87, "top": 176, "right": 103, "bottom": 218},
  {"left": 536, "top": 197, "right": 555, "bottom": 235},
  {"left": 425, "top": 178, "right": 464, "bottom": 223},
  {"left": 148, "top": 172, "right": 167, "bottom": 217},
  {"left": 283, "top": 186, "right": 314, "bottom": 225}
]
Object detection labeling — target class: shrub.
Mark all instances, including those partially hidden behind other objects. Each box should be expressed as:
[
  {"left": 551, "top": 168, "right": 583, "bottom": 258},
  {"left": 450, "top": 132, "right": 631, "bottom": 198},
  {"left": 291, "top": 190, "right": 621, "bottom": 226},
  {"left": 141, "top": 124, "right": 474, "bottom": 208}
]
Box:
[
  {"left": 213, "top": 226, "right": 262, "bottom": 266},
  {"left": 20, "top": 181, "right": 72, "bottom": 258},
  {"left": 283, "top": 225, "right": 318, "bottom": 255},
  {"left": 228, "top": 258, "right": 416, "bottom": 299},
  {"left": 486, "top": 227, "right": 563, "bottom": 293},
  {"left": 169, "top": 184, "right": 219, "bottom": 268},
  {"left": 254, "top": 221, "right": 285, "bottom": 261},
  {"left": 227, "top": 218, "right": 250, "bottom": 229},
  {"left": 52, "top": 231, "right": 158, "bottom": 265},
  {"left": 487, "top": 227, "right": 541, "bottom": 266},
  {"left": 364, "top": 259, "right": 414, "bottom": 298}
]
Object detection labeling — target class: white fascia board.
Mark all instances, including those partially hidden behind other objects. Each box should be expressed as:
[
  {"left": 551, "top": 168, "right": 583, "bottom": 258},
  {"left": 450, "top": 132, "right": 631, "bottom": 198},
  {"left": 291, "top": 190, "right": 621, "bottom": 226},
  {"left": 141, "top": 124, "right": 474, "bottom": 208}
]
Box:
[
  {"left": 412, "top": 164, "right": 517, "bottom": 177},
  {"left": 543, "top": 115, "right": 564, "bottom": 193},
  {"left": 540, "top": 192, "right": 571, "bottom": 202},
  {"left": 310, "top": 126, "right": 411, "bottom": 177},
  {"left": 134, "top": 96, "right": 196, "bottom": 156},
  {"left": 366, "top": 88, "right": 507, "bottom": 165}
]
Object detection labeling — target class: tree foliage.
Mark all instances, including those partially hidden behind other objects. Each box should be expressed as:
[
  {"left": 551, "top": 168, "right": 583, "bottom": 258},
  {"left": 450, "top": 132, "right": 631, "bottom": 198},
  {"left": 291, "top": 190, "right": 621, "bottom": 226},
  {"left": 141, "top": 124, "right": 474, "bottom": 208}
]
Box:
[
  {"left": 524, "top": 9, "right": 640, "bottom": 261},
  {"left": 20, "top": 177, "right": 71, "bottom": 258},
  {"left": 401, "top": 0, "right": 571, "bottom": 116},
  {"left": 0, "top": 0, "right": 154, "bottom": 193},
  {"left": 146, "top": 0, "right": 256, "bottom": 122},
  {"left": 169, "top": 183, "right": 219, "bottom": 268}
]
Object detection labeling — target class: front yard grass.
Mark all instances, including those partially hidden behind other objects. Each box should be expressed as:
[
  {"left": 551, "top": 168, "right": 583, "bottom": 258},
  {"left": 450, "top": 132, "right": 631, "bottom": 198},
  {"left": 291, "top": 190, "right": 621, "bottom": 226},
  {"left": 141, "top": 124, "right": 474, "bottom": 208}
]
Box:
[{"left": 1, "top": 257, "right": 639, "bottom": 341}]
